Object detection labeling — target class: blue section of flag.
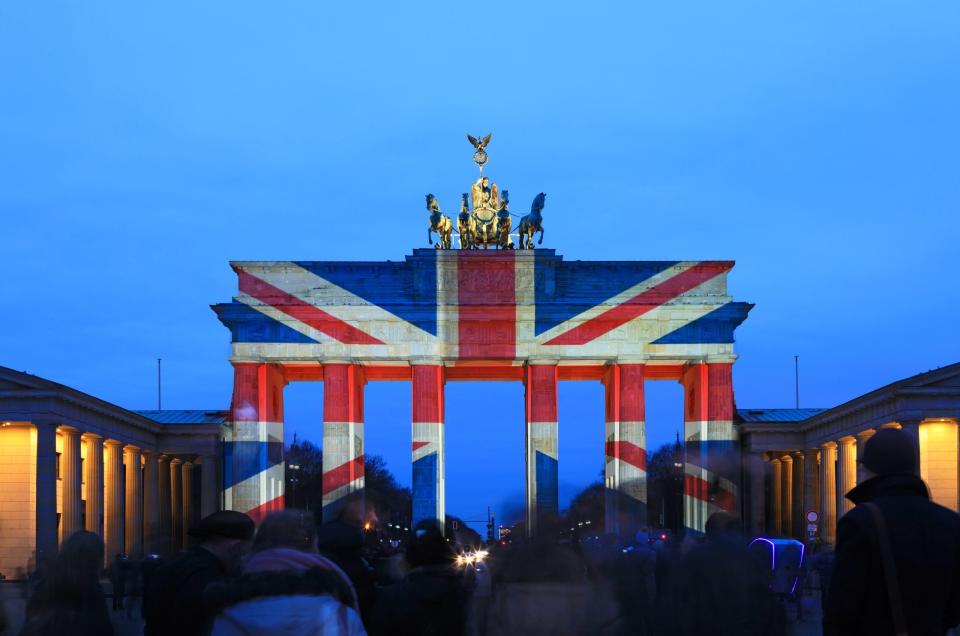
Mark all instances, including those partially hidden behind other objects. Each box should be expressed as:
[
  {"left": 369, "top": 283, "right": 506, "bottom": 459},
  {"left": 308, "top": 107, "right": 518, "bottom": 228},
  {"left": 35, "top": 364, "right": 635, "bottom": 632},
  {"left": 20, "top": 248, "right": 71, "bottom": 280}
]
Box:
[
  {"left": 683, "top": 439, "right": 738, "bottom": 473},
  {"left": 412, "top": 453, "right": 439, "bottom": 526},
  {"left": 535, "top": 451, "right": 559, "bottom": 515},
  {"left": 534, "top": 255, "right": 679, "bottom": 335},
  {"left": 224, "top": 441, "right": 284, "bottom": 488},
  {"left": 215, "top": 303, "right": 319, "bottom": 343},
  {"left": 295, "top": 255, "right": 438, "bottom": 335},
  {"left": 653, "top": 302, "right": 753, "bottom": 344}
]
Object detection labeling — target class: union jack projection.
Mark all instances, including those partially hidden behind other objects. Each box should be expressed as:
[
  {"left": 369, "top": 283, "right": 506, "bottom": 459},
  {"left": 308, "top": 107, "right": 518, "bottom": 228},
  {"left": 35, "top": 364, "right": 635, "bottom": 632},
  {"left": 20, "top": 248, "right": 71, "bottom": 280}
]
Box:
[{"left": 214, "top": 249, "right": 752, "bottom": 533}]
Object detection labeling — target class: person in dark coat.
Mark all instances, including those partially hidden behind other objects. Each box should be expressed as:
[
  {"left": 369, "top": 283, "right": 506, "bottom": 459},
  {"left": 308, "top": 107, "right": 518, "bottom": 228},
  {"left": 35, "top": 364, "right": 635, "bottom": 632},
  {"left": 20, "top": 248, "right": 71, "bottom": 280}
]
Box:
[
  {"left": 19, "top": 530, "right": 113, "bottom": 636},
  {"left": 107, "top": 553, "right": 128, "bottom": 611},
  {"left": 317, "top": 497, "right": 377, "bottom": 625},
  {"left": 368, "top": 520, "right": 470, "bottom": 636},
  {"left": 823, "top": 427, "right": 960, "bottom": 636},
  {"left": 143, "top": 510, "right": 254, "bottom": 636},
  {"left": 658, "top": 512, "right": 785, "bottom": 636}
]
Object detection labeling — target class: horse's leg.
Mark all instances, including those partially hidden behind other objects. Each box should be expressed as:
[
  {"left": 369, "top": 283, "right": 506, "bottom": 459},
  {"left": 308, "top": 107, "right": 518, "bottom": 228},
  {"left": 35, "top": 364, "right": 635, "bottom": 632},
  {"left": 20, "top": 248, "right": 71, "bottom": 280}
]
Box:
[
  {"left": 428, "top": 228, "right": 433, "bottom": 246},
  {"left": 538, "top": 226, "right": 544, "bottom": 245}
]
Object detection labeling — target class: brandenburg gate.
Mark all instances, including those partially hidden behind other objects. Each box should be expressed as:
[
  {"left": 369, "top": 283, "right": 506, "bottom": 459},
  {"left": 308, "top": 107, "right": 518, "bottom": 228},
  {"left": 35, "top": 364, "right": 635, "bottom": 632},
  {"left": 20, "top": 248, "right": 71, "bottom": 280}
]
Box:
[{"left": 213, "top": 136, "right": 753, "bottom": 536}]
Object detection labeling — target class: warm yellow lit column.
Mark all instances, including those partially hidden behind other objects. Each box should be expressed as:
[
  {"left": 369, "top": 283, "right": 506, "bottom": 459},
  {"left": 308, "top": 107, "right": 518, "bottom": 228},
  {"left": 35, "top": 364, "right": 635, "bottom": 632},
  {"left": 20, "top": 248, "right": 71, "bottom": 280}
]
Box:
[
  {"left": 919, "top": 419, "right": 959, "bottom": 511},
  {"left": 770, "top": 456, "right": 782, "bottom": 534},
  {"left": 124, "top": 446, "right": 143, "bottom": 558},
  {"left": 83, "top": 435, "right": 104, "bottom": 537},
  {"left": 802, "top": 449, "right": 820, "bottom": 533},
  {"left": 182, "top": 461, "right": 194, "bottom": 547},
  {"left": 855, "top": 430, "right": 875, "bottom": 484},
  {"left": 780, "top": 454, "right": 793, "bottom": 537},
  {"left": 143, "top": 451, "right": 160, "bottom": 555},
  {"left": 104, "top": 440, "right": 125, "bottom": 559},
  {"left": 170, "top": 458, "right": 183, "bottom": 553},
  {"left": 158, "top": 455, "right": 172, "bottom": 555},
  {"left": 59, "top": 427, "right": 83, "bottom": 541},
  {"left": 35, "top": 422, "right": 59, "bottom": 563},
  {"left": 791, "top": 452, "right": 804, "bottom": 538},
  {"left": 200, "top": 455, "right": 218, "bottom": 518},
  {"left": 836, "top": 437, "right": 856, "bottom": 518},
  {"left": 819, "top": 442, "right": 837, "bottom": 545}
]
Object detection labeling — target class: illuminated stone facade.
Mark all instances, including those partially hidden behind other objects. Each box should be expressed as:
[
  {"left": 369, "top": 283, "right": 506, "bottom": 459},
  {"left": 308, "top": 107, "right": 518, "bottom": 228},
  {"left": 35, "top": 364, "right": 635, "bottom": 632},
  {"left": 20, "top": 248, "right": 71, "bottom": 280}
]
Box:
[
  {"left": 740, "top": 362, "right": 960, "bottom": 543},
  {"left": 0, "top": 366, "right": 222, "bottom": 578}
]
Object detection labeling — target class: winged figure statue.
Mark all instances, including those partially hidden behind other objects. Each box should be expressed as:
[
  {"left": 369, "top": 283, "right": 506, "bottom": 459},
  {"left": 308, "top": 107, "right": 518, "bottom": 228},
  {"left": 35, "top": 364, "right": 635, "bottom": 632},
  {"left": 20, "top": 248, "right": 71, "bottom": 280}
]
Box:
[{"left": 466, "top": 133, "right": 492, "bottom": 150}]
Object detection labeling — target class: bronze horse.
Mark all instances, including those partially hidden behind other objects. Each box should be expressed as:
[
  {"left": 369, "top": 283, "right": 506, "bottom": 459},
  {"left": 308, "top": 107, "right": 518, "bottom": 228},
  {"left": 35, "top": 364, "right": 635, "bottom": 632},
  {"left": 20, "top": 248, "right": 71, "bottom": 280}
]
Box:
[
  {"left": 426, "top": 194, "right": 452, "bottom": 249},
  {"left": 518, "top": 192, "right": 546, "bottom": 249},
  {"left": 457, "top": 193, "right": 474, "bottom": 249}
]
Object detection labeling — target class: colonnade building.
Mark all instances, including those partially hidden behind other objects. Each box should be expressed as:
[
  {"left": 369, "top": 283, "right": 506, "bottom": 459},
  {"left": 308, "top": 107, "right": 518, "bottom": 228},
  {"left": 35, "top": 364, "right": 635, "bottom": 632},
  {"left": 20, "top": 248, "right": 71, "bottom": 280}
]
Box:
[
  {"left": 740, "top": 362, "right": 960, "bottom": 543},
  {"left": 0, "top": 366, "right": 223, "bottom": 578}
]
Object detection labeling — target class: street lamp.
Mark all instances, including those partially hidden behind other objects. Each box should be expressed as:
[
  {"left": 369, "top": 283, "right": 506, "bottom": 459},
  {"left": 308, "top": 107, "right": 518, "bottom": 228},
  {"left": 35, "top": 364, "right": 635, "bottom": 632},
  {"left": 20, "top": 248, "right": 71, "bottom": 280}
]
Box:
[{"left": 288, "top": 463, "right": 301, "bottom": 506}]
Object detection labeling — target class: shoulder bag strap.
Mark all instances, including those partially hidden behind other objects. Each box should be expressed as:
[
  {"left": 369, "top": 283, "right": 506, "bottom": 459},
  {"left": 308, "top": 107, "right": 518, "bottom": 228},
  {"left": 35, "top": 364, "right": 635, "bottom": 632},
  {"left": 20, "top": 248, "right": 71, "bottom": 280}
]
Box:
[{"left": 862, "top": 502, "right": 909, "bottom": 636}]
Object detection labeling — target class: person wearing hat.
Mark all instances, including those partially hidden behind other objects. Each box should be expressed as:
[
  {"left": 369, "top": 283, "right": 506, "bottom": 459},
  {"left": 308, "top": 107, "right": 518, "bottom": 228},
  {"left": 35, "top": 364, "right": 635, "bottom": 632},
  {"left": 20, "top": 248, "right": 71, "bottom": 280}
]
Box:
[
  {"left": 823, "top": 427, "right": 960, "bottom": 636},
  {"left": 143, "top": 511, "right": 255, "bottom": 636}
]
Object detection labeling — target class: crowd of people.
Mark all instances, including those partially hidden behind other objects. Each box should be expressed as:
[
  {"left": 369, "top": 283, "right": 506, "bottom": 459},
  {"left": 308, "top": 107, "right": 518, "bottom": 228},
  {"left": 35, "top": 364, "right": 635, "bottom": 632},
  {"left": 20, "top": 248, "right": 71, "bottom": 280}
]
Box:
[{"left": 7, "top": 427, "right": 960, "bottom": 636}]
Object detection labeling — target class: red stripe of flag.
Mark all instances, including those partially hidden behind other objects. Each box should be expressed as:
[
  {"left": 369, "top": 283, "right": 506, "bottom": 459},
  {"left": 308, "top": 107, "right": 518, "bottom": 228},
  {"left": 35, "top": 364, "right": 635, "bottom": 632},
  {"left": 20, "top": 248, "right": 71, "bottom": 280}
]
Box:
[
  {"left": 322, "top": 456, "right": 365, "bottom": 496},
  {"left": 605, "top": 441, "right": 647, "bottom": 471},
  {"left": 684, "top": 474, "right": 736, "bottom": 511},
  {"left": 457, "top": 253, "right": 516, "bottom": 359},
  {"left": 545, "top": 262, "right": 733, "bottom": 346},
  {"left": 237, "top": 269, "right": 384, "bottom": 345},
  {"left": 245, "top": 495, "right": 285, "bottom": 524}
]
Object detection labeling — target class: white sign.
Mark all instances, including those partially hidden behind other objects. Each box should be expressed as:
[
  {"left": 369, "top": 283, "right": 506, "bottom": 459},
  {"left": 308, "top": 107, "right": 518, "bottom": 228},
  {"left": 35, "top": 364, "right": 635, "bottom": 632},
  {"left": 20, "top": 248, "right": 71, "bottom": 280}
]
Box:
[{"left": 806, "top": 511, "right": 819, "bottom": 523}]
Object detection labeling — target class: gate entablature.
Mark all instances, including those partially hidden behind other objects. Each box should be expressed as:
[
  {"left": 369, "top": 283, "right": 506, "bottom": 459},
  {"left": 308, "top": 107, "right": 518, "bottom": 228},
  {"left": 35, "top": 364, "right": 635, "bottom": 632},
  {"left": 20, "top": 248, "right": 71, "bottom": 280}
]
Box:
[{"left": 213, "top": 250, "right": 751, "bottom": 366}]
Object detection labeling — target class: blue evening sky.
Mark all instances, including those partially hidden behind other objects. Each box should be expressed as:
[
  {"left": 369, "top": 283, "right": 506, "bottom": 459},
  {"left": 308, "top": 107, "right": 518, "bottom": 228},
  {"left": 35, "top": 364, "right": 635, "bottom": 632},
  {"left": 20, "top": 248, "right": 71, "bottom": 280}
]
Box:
[{"left": 2, "top": 2, "right": 958, "bottom": 530}]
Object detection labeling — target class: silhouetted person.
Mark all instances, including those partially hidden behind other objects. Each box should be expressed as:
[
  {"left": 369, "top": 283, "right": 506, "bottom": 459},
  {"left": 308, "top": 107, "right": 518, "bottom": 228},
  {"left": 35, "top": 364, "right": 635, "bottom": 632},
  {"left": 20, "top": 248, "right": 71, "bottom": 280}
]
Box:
[
  {"left": 659, "top": 512, "right": 784, "bottom": 636},
  {"left": 143, "top": 510, "right": 254, "bottom": 636},
  {"left": 208, "top": 510, "right": 365, "bottom": 635},
  {"left": 20, "top": 530, "right": 113, "bottom": 636},
  {"left": 368, "top": 520, "right": 469, "bottom": 636},
  {"left": 108, "top": 553, "right": 127, "bottom": 611},
  {"left": 317, "top": 497, "right": 377, "bottom": 625},
  {"left": 824, "top": 427, "right": 960, "bottom": 636}
]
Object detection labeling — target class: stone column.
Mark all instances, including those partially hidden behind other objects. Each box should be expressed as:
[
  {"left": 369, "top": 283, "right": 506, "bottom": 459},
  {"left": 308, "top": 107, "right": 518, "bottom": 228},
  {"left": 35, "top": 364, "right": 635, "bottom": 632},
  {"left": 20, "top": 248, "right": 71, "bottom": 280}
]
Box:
[
  {"left": 157, "top": 455, "right": 172, "bottom": 555},
  {"left": 603, "top": 363, "right": 647, "bottom": 538},
  {"left": 791, "top": 452, "right": 805, "bottom": 538},
  {"left": 322, "top": 364, "right": 364, "bottom": 523},
  {"left": 855, "top": 430, "right": 876, "bottom": 484},
  {"left": 200, "top": 454, "right": 219, "bottom": 518},
  {"left": 897, "top": 419, "right": 922, "bottom": 472},
  {"left": 170, "top": 458, "right": 183, "bottom": 553},
  {"left": 836, "top": 437, "right": 857, "bottom": 519},
  {"left": 35, "top": 422, "right": 59, "bottom": 565},
  {"left": 819, "top": 442, "right": 837, "bottom": 545},
  {"left": 411, "top": 363, "right": 445, "bottom": 533},
  {"left": 680, "top": 362, "right": 737, "bottom": 536},
  {"left": 143, "top": 451, "right": 160, "bottom": 555},
  {"left": 104, "top": 440, "right": 125, "bottom": 559},
  {"left": 59, "top": 427, "right": 83, "bottom": 541},
  {"left": 802, "top": 449, "right": 820, "bottom": 536},
  {"left": 124, "top": 446, "right": 143, "bottom": 558},
  {"left": 747, "top": 452, "right": 766, "bottom": 536},
  {"left": 83, "top": 434, "right": 104, "bottom": 537},
  {"left": 182, "top": 461, "right": 194, "bottom": 548},
  {"left": 780, "top": 454, "right": 793, "bottom": 537},
  {"left": 227, "top": 362, "right": 286, "bottom": 520},
  {"left": 770, "top": 457, "right": 782, "bottom": 534},
  {"left": 525, "top": 362, "right": 559, "bottom": 536}
]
